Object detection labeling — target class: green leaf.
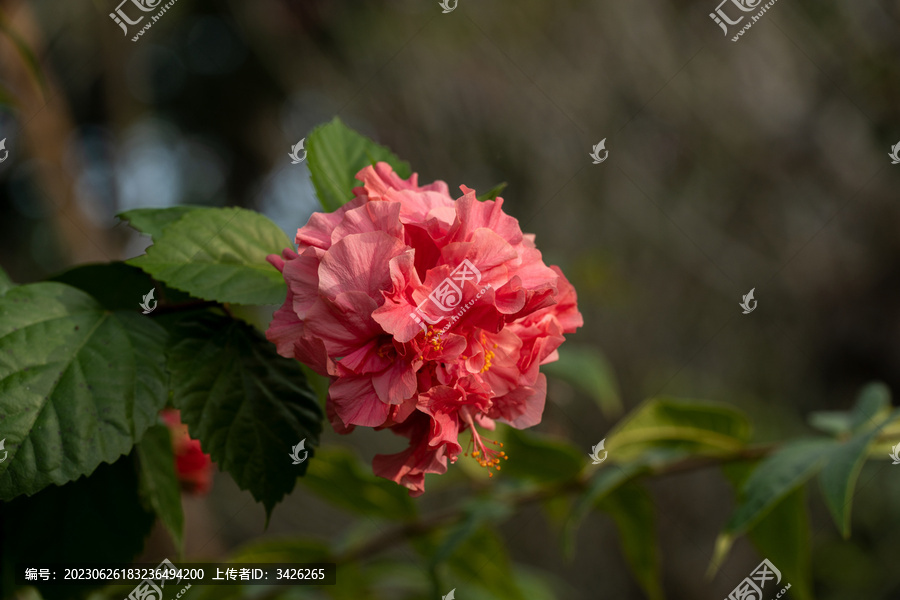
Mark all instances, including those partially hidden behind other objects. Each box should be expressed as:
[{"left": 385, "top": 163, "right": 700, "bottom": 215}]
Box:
[
  {"left": 167, "top": 312, "right": 322, "bottom": 519},
  {"left": 49, "top": 262, "right": 193, "bottom": 311},
  {"left": 808, "top": 411, "right": 853, "bottom": 436},
  {"left": 0, "top": 264, "right": 15, "bottom": 296},
  {"left": 720, "top": 439, "right": 833, "bottom": 547},
  {"left": 0, "top": 282, "right": 168, "bottom": 501},
  {"left": 118, "top": 206, "right": 205, "bottom": 241},
  {"left": 444, "top": 527, "right": 527, "bottom": 600},
  {"left": 477, "top": 182, "right": 507, "bottom": 202},
  {"left": 127, "top": 207, "right": 292, "bottom": 305},
  {"left": 428, "top": 497, "right": 511, "bottom": 569},
  {"left": 598, "top": 483, "right": 663, "bottom": 600},
  {"left": 746, "top": 487, "right": 813, "bottom": 600},
  {"left": 300, "top": 446, "right": 416, "bottom": 520},
  {"left": 0, "top": 454, "right": 156, "bottom": 600},
  {"left": 809, "top": 383, "right": 892, "bottom": 437},
  {"left": 136, "top": 423, "right": 184, "bottom": 551},
  {"left": 819, "top": 425, "right": 884, "bottom": 538},
  {"left": 542, "top": 345, "right": 623, "bottom": 418},
  {"left": 606, "top": 397, "right": 751, "bottom": 462},
  {"left": 714, "top": 462, "right": 813, "bottom": 600},
  {"left": 306, "top": 117, "right": 412, "bottom": 212},
  {"left": 847, "top": 382, "right": 891, "bottom": 432},
  {"left": 564, "top": 460, "right": 650, "bottom": 554},
  {"left": 500, "top": 427, "right": 583, "bottom": 483}
]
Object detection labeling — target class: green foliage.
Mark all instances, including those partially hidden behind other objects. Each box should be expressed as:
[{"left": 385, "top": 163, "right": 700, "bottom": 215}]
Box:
[
  {"left": 0, "top": 454, "right": 156, "bottom": 600},
  {"left": 817, "top": 385, "right": 897, "bottom": 538},
  {"left": 711, "top": 384, "right": 900, "bottom": 589},
  {"left": 809, "top": 383, "right": 891, "bottom": 437},
  {"left": 300, "top": 447, "right": 416, "bottom": 520},
  {"left": 126, "top": 207, "right": 291, "bottom": 305},
  {"left": 746, "top": 487, "right": 813, "bottom": 600},
  {"left": 306, "top": 117, "right": 411, "bottom": 212},
  {"left": 0, "top": 282, "right": 168, "bottom": 501},
  {"left": 500, "top": 427, "right": 583, "bottom": 483},
  {"left": 0, "top": 264, "right": 14, "bottom": 294},
  {"left": 166, "top": 312, "right": 322, "bottom": 519},
  {"left": 443, "top": 527, "right": 528, "bottom": 600},
  {"left": 476, "top": 182, "right": 508, "bottom": 201},
  {"left": 598, "top": 483, "right": 663, "bottom": 600},
  {"left": 606, "top": 397, "right": 751, "bottom": 461},
  {"left": 847, "top": 382, "right": 892, "bottom": 431},
  {"left": 136, "top": 423, "right": 184, "bottom": 551},
  {"left": 722, "top": 439, "right": 832, "bottom": 539},
  {"left": 3, "top": 120, "right": 900, "bottom": 600},
  {"left": 717, "top": 463, "right": 813, "bottom": 600},
  {"left": 542, "top": 345, "right": 623, "bottom": 417},
  {"left": 564, "top": 460, "right": 649, "bottom": 554},
  {"left": 118, "top": 206, "right": 206, "bottom": 241},
  {"left": 50, "top": 262, "right": 194, "bottom": 310},
  {"left": 427, "top": 496, "right": 512, "bottom": 569},
  {"left": 819, "top": 426, "right": 883, "bottom": 539}
]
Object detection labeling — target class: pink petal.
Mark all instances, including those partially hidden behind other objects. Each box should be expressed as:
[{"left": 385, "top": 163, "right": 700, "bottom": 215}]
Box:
[{"left": 329, "top": 376, "right": 391, "bottom": 428}]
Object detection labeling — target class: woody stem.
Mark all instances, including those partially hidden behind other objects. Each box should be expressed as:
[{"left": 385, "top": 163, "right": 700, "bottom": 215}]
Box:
[{"left": 334, "top": 438, "right": 879, "bottom": 565}]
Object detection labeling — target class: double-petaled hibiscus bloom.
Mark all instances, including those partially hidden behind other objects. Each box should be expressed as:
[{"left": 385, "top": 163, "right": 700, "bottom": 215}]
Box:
[{"left": 267, "top": 163, "right": 581, "bottom": 495}]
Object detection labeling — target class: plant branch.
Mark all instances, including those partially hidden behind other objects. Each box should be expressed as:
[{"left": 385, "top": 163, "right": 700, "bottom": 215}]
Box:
[{"left": 334, "top": 434, "right": 899, "bottom": 566}]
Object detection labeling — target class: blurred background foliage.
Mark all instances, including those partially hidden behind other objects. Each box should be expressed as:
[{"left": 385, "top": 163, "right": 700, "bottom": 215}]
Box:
[{"left": 2, "top": 0, "right": 900, "bottom": 598}]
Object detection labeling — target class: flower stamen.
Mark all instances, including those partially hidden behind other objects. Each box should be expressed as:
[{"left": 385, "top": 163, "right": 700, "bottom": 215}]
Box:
[
  {"left": 462, "top": 409, "right": 507, "bottom": 477},
  {"left": 478, "top": 331, "right": 496, "bottom": 373}
]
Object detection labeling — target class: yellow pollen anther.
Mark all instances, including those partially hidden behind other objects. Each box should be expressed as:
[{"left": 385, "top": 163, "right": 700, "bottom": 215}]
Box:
[{"left": 463, "top": 409, "right": 508, "bottom": 475}]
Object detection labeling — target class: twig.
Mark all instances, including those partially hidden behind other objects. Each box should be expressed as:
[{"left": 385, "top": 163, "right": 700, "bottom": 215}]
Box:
[{"left": 331, "top": 441, "right": 801, "bottom": 565}]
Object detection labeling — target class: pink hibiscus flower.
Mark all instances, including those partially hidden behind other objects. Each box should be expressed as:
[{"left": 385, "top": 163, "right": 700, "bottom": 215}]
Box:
[
  {"left": 267, "top": 162, "right": 582, "bottom": 495},
  {"left": 160, "top": 409, "right": 213, "bottom": 495}
]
